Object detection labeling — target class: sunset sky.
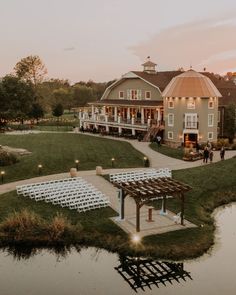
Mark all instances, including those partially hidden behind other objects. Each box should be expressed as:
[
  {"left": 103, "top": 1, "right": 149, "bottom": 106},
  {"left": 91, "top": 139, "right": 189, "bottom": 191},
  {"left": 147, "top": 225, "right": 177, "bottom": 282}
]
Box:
[{"left": 1, "top": 0, "right": 236, "bottom": 82}]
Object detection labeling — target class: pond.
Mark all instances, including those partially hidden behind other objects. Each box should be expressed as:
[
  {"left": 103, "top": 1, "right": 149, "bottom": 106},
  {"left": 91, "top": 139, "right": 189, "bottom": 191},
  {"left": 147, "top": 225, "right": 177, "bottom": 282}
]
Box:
[{"left": 0, "top": 204, "right": 236, "bottom": 295}]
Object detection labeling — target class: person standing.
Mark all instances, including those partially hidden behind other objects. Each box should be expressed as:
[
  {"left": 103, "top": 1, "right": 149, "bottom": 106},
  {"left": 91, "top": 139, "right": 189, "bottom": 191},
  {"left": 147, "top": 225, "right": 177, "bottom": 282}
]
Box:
[
  {"left": 220, "top": 146, "right": 225, "bottom": 160},
  {"left": 156, "top": 135, "right": 162, "bottom": 147},
  {"left": 203, "top": 147, "right": 209, "bottom": 163},
  {"left": 209, "top": 150, "right": 213, "bottom": 163}
]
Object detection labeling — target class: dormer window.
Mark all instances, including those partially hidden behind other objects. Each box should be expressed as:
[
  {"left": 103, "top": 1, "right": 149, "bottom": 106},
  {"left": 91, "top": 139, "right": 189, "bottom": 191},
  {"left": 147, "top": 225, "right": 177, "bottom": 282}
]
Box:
[
  {"left": 127, "top": 89, "right": 142, "bottom": 100},
  {"left": 119, "top": 91, "right": 124, "bottom": 99}
]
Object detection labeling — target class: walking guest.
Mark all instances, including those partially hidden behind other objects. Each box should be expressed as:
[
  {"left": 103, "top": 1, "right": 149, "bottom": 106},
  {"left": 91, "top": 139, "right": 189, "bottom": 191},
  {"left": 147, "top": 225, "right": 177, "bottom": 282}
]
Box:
[
  {"left": 209, "top": 150, "right": 213, "bottom": 163},
  {"left": 203, "top": 147, "right": 209, "bottom": 163},
  {"left": 156, "top": 135, "right": 162, "bottom": 147},
  {"left": 220, "top": 146, "right": 225, "bottom": 160}
]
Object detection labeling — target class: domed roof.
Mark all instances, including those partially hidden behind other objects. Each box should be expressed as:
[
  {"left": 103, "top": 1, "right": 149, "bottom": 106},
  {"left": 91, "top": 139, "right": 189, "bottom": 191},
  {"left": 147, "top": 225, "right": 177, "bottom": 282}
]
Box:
[{"left": 162, "top": 69, "right": 222, "bottom": 97}]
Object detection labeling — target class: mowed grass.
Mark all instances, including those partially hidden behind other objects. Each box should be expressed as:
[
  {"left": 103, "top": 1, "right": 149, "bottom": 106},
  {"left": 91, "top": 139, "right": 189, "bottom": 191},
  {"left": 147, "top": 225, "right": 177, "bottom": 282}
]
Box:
[
  {"left": 0, "top": 133, "right": 144, "bottom": 183},
  {"left": 150, "top": 143, "right": 184, "bottom": 159},
  {"left": 143, "top": 157, "right": 236, "bottom": 258}
]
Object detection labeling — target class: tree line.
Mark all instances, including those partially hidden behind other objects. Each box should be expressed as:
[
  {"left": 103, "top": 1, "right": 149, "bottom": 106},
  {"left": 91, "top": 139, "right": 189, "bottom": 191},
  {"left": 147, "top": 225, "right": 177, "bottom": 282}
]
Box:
[{"left": 0, "top": 55, "right": 115, "bottom": 126}]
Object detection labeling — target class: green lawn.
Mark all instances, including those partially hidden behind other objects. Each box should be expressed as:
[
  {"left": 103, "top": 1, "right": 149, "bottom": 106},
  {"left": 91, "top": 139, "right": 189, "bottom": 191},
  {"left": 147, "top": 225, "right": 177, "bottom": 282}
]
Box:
[
  {"left": 0, "top": 133, "right": 144, "bottom": 183},
  {"left": 33, "top": 125, "right": 74, "bottom": 132},
  {"left": 150, "top": 143, "right": 184, "bottom": 159}
]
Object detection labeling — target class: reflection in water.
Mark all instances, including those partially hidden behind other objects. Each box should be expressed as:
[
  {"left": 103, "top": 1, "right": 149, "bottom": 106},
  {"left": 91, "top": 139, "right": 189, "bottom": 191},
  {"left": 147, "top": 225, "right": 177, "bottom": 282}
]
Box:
[
  {"left": 3, "top": 245, "right": 81, "bottom": 261},
  {"left": 115, "top": 256, "right": 192, "bottom": 292}
]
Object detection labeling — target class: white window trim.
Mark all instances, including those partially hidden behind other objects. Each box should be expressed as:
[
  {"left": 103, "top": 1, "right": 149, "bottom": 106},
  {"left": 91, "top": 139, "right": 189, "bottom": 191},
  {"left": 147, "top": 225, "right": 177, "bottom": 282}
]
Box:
[
  {"left": 208, "top": 132, "right": 213, "bottom": 140},
  {"left": 185, "top": 113, "right": 198, "bottom": 129},
  {"left": 119, "top": 91, "right": 124, "bottom": 99},
  {"left": 168, "top": 101, "right": 174, "bottom": 109},
  {"left": 168, "top": 113, "right": 174, "bottom": 127},
  {"left": 127, "top": 89, "right": 142, "bottom": 100},
  {"left": 208, "top": 114, "right": 214, "bottom": 127},
  {"left": 168, "top": 131, "right": 173, "bottom": 140},
  {"left": 208, "top": 101, "right": 214, "bottom": 109},
  {"left": 145, "top": 91, "right": 151, "bottom": 100}
]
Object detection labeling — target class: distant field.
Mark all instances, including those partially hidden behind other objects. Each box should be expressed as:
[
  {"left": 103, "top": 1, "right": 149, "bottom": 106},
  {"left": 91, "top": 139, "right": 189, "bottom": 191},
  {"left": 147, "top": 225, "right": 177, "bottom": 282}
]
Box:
[{"left": 0, "top": 133, "right": 144, "bottom": 183}]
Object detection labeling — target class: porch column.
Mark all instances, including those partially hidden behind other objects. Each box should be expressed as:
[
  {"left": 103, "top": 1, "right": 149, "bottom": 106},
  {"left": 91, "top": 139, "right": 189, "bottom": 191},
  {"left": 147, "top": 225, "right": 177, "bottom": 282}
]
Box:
[
  {"left": 157, "top": 108, "right": 161, "bottom": 122},
  {"left": 127, "top": 108, "right": 131, "bottom": 120},
  {"left": 78, "top": 109, "right": 82, "bottom": 120},
  {"left": 91, "top": 105, "right": 95, "bottom": 119},
  {"left": 132, "top": 129, "right": 136, "bottom": 136},
  {"left": 118, "top": 114, "right": 121, "bottom": 124},
  {"left": 102, "top": 106, "right": 106, "bottom": 115},
  {"left": 105, "top": 114, "right": 108, "bottom": 122},
  {"left": 131, "top": 115, "right": 135, "bottom": 125},
  {"left": 106, "top": 125, "right": 109, "bottom": 132},
  {"left": 141, "top": 108, "right": 145, "bottom": 124},
  {"left": 118, "top": 127, "right": 122, "bottom": 134},
  {"left": 114, "top": 106, "right": 118, "bottom": 122},
  {"left": 147, "top": 116, "right": 151, "bottom": 126}
]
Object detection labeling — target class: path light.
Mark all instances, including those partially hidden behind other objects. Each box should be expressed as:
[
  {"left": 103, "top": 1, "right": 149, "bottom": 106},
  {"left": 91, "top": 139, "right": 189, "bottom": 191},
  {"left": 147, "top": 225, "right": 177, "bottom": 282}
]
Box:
[
  {"left": 1, "top": 171, "right": 5, "bottom": 184},
  {"left": 111, "top": 157, "right": 115, "bottom": 168},
  {"left": 38, "top": 164, "right": 42, "bottom": 175},
  {"left": 75, "top": 159, "right": 80, "bottom": 171},
  {"left": 132, "top": 234, "right": 141, "bottom": 244},
  {"left": 143, "top": 156, "right": 149, "bottom": 167}
]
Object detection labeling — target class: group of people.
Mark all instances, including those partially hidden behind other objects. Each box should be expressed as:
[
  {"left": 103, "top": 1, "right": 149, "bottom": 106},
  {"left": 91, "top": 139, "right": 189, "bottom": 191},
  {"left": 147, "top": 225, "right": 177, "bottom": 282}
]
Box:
[{"left": 202, "top": 141, "right": 225, "bottom": 164}]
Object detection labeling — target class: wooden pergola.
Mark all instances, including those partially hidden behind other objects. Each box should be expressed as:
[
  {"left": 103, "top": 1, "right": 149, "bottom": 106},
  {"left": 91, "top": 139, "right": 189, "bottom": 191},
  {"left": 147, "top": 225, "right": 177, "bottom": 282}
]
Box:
[{"left": 112, "top": 177, "right": 192, "bottom": 232}]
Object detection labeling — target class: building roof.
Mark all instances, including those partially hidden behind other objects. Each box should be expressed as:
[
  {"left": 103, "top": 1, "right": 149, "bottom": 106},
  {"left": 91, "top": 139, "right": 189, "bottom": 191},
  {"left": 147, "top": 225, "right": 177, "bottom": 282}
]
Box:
[
  {"left": 162, "top": 70, "right": 222, "bottom": 98},
  {"left": 88, "top": 99, "right": 163, "bottom": 107}
]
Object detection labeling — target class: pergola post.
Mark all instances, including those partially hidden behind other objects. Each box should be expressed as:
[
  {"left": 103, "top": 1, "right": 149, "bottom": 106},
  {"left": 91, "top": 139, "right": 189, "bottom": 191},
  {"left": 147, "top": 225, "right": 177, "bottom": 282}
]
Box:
[
  {"left": 181, "top": 193, "right": 185, "bottom": 226},
  {"left": 120, "top": 189, "right": 125, "bottom": 220},
  {"left": 136, "top": 201, "right": 141, "bottom": 232}
]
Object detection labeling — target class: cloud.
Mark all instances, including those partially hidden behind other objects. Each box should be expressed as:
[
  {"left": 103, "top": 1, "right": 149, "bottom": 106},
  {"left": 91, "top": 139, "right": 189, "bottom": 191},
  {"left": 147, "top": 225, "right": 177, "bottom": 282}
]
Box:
[{"left": 129, "top": 13, "right": 236, "bottom": 73}]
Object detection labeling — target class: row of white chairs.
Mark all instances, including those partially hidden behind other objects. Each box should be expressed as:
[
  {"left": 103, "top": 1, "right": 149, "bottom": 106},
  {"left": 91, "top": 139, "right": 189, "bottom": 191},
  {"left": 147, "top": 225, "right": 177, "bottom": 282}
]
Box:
[
  {"left": 109, "top": 168, "right": 172, "bottom": 183},
  {"left": 16, "top": 177, "right": 110, "bottom": 213}
]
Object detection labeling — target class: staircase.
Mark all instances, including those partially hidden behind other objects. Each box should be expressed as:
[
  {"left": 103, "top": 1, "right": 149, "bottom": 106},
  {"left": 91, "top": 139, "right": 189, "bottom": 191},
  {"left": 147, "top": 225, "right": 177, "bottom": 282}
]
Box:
[{"left": 143, "top": 125, "right": 164, "bottom": 142}]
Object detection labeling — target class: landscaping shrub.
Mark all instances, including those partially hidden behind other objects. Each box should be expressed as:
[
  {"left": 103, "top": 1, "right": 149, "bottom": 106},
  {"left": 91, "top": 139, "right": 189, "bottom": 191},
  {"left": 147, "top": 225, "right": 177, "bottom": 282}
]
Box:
[
  {"left": 0, "top": 210, "right": 45, "bottom": 240},
  {"left": 0, "top": 150, "right": 18, "bottom": 166},
  {"left": 48, "top": 213, "right": 83, "bottom": 241}
]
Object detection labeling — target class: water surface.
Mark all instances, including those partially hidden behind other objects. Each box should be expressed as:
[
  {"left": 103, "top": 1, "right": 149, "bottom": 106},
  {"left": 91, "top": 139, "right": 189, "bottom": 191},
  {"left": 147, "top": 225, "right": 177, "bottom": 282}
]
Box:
[{"left": 0, "top": 204, "right": 236, "bottom": 295}]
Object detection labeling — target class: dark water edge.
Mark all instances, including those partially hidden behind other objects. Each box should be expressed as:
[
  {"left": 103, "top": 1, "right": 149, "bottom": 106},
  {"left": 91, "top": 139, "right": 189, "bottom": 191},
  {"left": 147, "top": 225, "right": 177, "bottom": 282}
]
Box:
[{"left": 0, "top": 204, "right": 236, "bottom": 295}]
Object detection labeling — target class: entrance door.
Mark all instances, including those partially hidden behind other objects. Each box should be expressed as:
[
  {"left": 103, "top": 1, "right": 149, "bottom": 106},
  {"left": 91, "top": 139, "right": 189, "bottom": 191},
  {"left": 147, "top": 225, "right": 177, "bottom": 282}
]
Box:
[{"left": 184, "top": 133, "right": 198, "bottom": 148}]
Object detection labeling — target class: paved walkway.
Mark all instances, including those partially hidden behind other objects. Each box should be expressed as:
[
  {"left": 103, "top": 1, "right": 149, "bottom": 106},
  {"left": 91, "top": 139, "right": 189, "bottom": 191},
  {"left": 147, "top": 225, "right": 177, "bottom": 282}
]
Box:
[{"left": 1, "top": 131, "right": 235, "bottom": 237}]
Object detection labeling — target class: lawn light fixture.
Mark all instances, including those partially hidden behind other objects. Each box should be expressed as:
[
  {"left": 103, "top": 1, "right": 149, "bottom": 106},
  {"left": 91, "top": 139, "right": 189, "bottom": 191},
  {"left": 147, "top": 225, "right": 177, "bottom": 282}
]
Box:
[
  {"left": 143, "top": 156, "right": 149, "bottom": 167},
  {"left": 75, "top": 159, "right": 79, "bottom": 171},
  {"left": 1, "top": 171, "right": 5, "bottom": 184},
  {"left": 111, "top": 157, "right": 115, "bottom": 167},
  {"left": 38, "top": 164, "right": 43, "bottom": 175},
  {"left": 132, "top": 234, "right": 141, "bottom": 244}
]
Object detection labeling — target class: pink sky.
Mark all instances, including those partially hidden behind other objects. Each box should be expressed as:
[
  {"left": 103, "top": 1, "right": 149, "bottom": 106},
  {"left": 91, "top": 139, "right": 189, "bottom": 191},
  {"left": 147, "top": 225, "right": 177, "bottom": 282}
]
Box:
[{"left": 0, "top": 0, "right": 236, "bottom": 82}]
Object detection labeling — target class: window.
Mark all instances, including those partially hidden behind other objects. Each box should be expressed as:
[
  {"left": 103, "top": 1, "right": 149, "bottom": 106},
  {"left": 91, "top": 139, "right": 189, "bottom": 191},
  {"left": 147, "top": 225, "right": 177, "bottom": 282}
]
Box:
[
  {"left": 187, "top": 100, "right": 195, "bottom": 109},
  {"left": 127, "top": 89, "right": 142, "bottom": 100},
  {"left": 168, "top": 113, "right": 174, "bottom": 126},
  {"left": 185, "top": 113, "right": 198, "bottom": 129},
  {"left": 168, "top": 101, "right": 174, "bottom": 109},
  {"left": 208, "top": 132, "right": 213, "bottom": 140},
  {"left": 119, "top": 91, "right": 124, "bottom": 99},
  {"left": 208, "top": 114, "right": 214, "bottom": 127},
  {"left": 168, "top": 131, "right": 173, "bottom": 139},
  {"left": 145, "top": 91, "right": 151, "bottom": 99},
  {"left": 208, "top": 101, "right": 214, "bottom": 109}
]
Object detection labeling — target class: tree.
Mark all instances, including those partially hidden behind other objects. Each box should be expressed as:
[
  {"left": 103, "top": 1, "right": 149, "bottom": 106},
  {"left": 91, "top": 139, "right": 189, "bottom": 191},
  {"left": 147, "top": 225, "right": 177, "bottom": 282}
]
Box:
[
  {"left": 52, "top": 103, "right": 64, "bottom": 120},
  {"left": 223, "top": 104, "right": 236, "bottom": 142},
  {"left": 0, "top": 75, "right": 34, "bottom": 124},
  {"left": 14, "top": 55, "right": 47, "bottom": 89},
  {"left": 53, "top": 88, "right": 74, "bottom": 111},
  {"left": 28, "top": 103, "right": 44, "bottom": 123},
  {"left": 72, "top": 84, "right": 94, "bottom": 106}
]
